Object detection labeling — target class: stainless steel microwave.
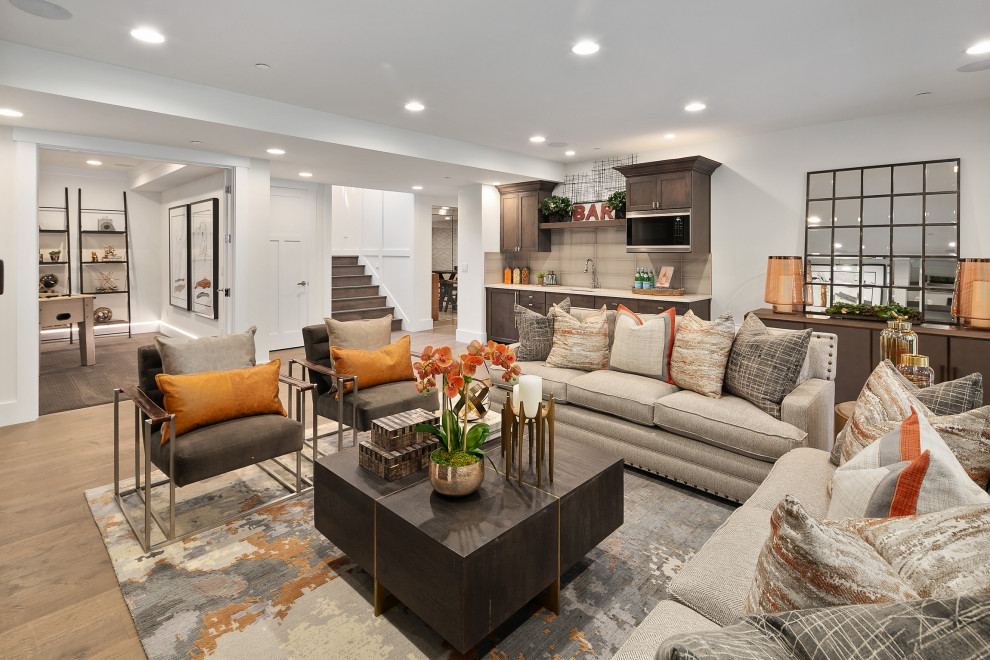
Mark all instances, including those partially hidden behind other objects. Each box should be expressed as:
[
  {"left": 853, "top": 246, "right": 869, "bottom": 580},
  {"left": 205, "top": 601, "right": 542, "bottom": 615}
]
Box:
[{"left": 625, "top": 211, "right": 691, "bottom": 252}]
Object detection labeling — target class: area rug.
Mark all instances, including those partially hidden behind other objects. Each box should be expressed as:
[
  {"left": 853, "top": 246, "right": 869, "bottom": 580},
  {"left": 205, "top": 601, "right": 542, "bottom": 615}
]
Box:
[{"left": 87, "top": 454, "right": 734, "bottom": 659}]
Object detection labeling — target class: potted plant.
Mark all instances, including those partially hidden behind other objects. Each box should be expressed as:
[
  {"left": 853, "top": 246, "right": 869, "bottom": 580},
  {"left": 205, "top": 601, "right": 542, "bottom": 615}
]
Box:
[
  {"left": 49, "top": 249, "right": 61, "bottom": 262},
  {"left": 538, "top": 195, "right": 575, "bottom": 223},
  {"left": 606, "top": 190, "right": 626, "bottom": 219},
  {"left": 415, "top": 340, "right": 521, "bottom": 497},
  {"left": 537, "top": 272, "right": 545, "bottom": 285}
]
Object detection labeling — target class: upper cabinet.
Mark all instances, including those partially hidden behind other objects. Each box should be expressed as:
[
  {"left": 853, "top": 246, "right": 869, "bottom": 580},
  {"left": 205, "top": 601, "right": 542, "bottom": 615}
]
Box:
[
  {"left": 496, "top": 180, "right": 556, "bottom": 253},
  {"left": 625, "top": 171, "right": 693, "bottom": 211}
]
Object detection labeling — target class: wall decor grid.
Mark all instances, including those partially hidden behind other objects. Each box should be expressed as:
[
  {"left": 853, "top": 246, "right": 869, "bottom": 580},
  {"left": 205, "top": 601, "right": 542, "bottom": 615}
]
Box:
[
  {"left": 78, "top": 189, "right": 132, "bottom": 337},
  {"left": 804, "top": 158, "right": 960, "bottom": 322},
  {"left": 558, "top": 154, "right": 638, "bottom": 203}
]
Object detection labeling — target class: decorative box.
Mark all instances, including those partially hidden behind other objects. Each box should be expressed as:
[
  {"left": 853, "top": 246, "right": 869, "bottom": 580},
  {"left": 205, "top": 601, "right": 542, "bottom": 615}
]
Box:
[
  {"left": 370, "top": 408, "right": 441, "bottom": 451},
  {"left": 358, "top": 438, "right": 438, "bottom": 481}
]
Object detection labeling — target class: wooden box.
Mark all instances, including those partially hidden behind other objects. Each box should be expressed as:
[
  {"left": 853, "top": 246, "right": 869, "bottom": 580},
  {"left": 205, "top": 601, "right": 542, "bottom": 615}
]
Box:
[
  {"left": 358, "top": 438, "right": 438, "bottom": 481},
  {"left": 371, "top": 408, "right": 441, "bottom": 451}
]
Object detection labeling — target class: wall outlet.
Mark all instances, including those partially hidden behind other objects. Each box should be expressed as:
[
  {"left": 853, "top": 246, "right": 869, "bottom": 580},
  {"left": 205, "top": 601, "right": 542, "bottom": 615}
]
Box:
[{"left": 460, "top": 262, "right": 469, "bottom": 273}]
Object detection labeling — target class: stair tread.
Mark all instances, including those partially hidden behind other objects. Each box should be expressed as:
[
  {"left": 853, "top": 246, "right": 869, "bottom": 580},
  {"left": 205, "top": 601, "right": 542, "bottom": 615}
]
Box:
[{"left": 333, "top": 306, "right": 394, "bottom": 314}]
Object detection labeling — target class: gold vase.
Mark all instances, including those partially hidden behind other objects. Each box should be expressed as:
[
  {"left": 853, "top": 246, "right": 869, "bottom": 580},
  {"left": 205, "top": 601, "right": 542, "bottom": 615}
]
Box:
[
  {"left": 880, "top": 318, "right": 918, "bottom": 367},
  {"left": 429, "top": 458, "right": 484, "bottom": 497},
  {"left": 898, "top": 354, "right": 935, "bottom": 388}
]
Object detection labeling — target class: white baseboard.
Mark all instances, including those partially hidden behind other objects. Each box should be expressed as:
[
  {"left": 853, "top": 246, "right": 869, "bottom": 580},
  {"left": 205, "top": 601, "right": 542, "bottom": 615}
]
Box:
[{"left": 455, "top": 328, "right": 487, "bottom": 344}]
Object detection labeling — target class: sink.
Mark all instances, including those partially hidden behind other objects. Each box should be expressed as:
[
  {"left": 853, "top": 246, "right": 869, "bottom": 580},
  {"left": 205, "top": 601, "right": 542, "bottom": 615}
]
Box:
[{"left": 565, "top": 287, "right": 596, "bottom": 292}]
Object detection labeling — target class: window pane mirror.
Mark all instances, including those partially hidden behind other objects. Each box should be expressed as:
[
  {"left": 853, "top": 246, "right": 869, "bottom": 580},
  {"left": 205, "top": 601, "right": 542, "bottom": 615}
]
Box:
[{"left": 805, "top": 158, "right": 960, "bottom": 320}]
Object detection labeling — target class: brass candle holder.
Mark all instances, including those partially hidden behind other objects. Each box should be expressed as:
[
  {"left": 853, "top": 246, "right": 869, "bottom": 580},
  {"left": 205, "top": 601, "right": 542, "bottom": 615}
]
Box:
[{"left": 500, "top": 395, "right": 554, "bottom": 488}]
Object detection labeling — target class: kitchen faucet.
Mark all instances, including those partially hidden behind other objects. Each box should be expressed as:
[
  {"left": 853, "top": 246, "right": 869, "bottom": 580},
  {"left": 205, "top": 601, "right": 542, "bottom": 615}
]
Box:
[{"left": 584, "top": 258, "right": 600, "bottom": 289}]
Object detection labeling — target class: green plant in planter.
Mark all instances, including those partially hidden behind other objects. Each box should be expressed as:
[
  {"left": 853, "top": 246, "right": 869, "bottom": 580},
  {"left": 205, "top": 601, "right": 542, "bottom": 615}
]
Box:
[
  {"left": 536, "top": 272, "right": 545, "bottom": 279},
  {"left": 49, "top": 249, "right": 61, "bottom": 256},
  {"left": 605, "top": 190, "right": 626, "bottom": 216},
  {"left": 538, "top": 195, "right": 575, "bottom": 221},
  {"left": 824, "top": 302, "right": 925, "bottom": 323}
]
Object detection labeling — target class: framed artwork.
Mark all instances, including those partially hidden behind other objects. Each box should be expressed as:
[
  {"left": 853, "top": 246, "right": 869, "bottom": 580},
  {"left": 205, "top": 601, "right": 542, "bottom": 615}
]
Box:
[
  {"left": 189, "top": 198, "right": 219, "bottom": 319},
  {"left": 168, "top": 204, "right": 189, "bottom": 310}
]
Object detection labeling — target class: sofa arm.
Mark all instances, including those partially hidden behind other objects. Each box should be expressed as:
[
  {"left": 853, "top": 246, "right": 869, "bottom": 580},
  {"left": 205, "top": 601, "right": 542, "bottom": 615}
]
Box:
[{"left": 781, "top": 378, "right": 835, "bottom": 452}]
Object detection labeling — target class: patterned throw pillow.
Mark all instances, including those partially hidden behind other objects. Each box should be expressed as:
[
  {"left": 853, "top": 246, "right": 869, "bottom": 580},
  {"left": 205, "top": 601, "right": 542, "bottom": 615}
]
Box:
[
  {"left": 828, "top": 409, "right": 990, "bottom": 519},
  {"left": 724, "top": 313, "right": 812, "bottom": 419},
  {"left": 669, "top": 310, "right": 736, "bottom": 398},
  {"left": 514, "top": 298, "right": 570, "bottom": 362},
  {"left": 743, "top": 495, "right": 918, "bottom": 616},
  {"left": 545, "top": 306, "right": 610, "bottom": 371},
  {"left": 607, "top": 304, "right": 676, "bottom": 382}
]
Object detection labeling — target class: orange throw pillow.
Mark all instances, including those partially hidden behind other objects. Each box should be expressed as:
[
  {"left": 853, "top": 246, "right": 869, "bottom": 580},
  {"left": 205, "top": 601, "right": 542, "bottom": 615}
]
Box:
[
  {"left": 156, "top": 359, "right": 286, "bottom": 444},
  {"left": 331, "top": 335, "right": 414, "bottom": 398}
]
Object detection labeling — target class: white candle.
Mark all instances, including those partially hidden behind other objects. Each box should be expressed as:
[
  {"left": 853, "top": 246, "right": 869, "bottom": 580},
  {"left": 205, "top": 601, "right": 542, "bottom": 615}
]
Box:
[
  {"left": 511, "top": 384, "right": 520, "bottom": 410},
  {"left": 518, "top": 375, "right": 543, "bottom": 417}
]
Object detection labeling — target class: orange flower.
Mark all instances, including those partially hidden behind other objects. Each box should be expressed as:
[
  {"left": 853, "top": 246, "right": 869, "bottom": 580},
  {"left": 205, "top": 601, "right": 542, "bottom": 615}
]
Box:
[
  {"left": 435, "top": 346, "right": 453, "bottom": 369},
  {"left": 460, "top": 354, "right": 483, "bottom": 377},
  {"left": 444, "top": 374, "right": 464, "bottom": 399},
  {"left": 466, "top": 339, "right": 484, "bottom": 356}
]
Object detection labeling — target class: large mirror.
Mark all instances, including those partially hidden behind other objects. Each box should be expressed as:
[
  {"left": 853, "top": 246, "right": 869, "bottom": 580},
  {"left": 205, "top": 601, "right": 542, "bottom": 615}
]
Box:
[{"left": 804, "top": 158, "right": 960, "bottom": 322}]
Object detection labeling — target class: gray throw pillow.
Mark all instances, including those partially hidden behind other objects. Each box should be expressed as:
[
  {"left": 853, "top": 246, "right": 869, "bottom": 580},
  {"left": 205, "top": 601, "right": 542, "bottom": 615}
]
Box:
[
  {"left": 515, "top": 298, "right": 570, "bottom": 362},
  {"left": 724, "top": 313, "right": 811, "bottom": 419},
  {"left": 155, "top": 326, "right": 257, "bottom": 375},
  {"left": 324, "top": 315, "right": 393, "bottom": 367}
]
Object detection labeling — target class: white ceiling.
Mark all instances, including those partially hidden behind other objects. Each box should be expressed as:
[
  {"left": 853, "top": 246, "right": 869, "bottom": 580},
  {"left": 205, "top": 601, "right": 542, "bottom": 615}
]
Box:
[{"left": 2, "top": 1, "right": 990, "bottom": 191}]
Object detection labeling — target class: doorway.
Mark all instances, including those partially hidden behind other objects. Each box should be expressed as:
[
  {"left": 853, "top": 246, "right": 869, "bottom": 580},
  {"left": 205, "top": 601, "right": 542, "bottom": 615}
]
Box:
[
  {"left": 269, "top": 184, "right": 317, "bottom": 350},
  {"left": 432, "top": 205, "right": 457, "bottom": 329}
]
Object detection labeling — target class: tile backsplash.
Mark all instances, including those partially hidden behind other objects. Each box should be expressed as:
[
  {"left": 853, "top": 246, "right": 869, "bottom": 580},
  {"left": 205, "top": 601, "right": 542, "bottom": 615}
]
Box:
[{"left": 484, "top": 226, "right": 712, "bottom": 294}]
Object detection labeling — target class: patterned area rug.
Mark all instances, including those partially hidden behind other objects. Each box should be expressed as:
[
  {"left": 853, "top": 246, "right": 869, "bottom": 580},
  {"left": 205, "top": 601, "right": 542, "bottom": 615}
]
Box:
[{"left": 87, "top": 451, "right": 733, "bottom": 659}]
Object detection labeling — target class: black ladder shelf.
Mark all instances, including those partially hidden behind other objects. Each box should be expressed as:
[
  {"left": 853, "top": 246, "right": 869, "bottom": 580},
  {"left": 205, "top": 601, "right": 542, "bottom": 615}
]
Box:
[{"left": 78, "top": 189, "right": 133, "bottom": 337}]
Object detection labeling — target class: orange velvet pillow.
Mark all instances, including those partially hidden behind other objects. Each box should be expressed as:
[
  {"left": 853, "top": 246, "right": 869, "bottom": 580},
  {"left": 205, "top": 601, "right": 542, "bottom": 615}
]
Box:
[
  {"left": 155, "top": 359, "right": 286, "bottom": 444},
  {"left": 331, "top": 335, "right": 414, "bottom": 398}
]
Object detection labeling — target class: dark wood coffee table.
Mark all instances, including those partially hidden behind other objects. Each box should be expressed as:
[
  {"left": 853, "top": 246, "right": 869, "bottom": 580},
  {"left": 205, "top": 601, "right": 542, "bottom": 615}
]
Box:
[{"left": 313, "top": 435, "right": 623, "bottom": 653}]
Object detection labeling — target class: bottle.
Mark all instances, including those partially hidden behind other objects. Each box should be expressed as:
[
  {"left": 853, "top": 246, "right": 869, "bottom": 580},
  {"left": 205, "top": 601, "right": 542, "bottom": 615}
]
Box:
[
  {"left": 649, "top": 268, "right": 656, "bottom": 289},
  {"left": 503, "top": 267, "right": 511, "bottom": 284},
  {"left": 644, "top": 268, "right": 653, "bottom": 290},
  {"left": 898, "top": 354, "right": 935, "bottom": 388},
  {"left": 880, "top": 316, "right": 918, "bottom": 368},
  {"left": 512, "top": 267, "right": 521, "bottom": 285},
  {"left": 634, "top": 268, "right": 641, "bottom": 289},
  {"left": 521, "top": 266, "right": 530, "bottom": 285}
]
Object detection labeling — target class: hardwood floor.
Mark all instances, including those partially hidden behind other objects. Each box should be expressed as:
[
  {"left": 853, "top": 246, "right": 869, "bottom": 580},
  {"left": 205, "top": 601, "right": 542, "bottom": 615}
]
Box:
[{"left": 0, "top": 326, "right": 470, "bottom": 658}]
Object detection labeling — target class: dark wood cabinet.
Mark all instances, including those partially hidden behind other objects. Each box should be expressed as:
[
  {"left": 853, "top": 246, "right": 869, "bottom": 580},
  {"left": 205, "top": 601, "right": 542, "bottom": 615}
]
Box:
[
  {"left": 625, "top": 175, "right": 660, "bottom": 212},
  {"left": 487, "top": 289, "right": 519, "bottom": 344},
  {"left": 636, "top": 298, "right": 707, "bottom": 318},
  {"left": 949, "top": 338, "right": 990, "bottom": 405},
  {"left": 497, "top": 181, "right": 555, "bottom": 253},
  {"left": 546, "top": 292, "right": 595, "bottom": 309},
  {"left": 659, "top": 172, "right": 692, "bottom": 209}
]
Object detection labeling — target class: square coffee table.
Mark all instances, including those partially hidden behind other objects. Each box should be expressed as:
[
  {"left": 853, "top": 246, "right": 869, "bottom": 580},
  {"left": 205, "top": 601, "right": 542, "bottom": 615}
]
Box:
[{"left": 313, "top": 435, "right": 623, "bottom": 653}]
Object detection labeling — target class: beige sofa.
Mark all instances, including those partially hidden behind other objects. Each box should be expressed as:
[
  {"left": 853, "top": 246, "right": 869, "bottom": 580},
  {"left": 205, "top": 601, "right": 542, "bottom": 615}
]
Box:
[{"left": 491, "top": 307, "right": 838, "bottom": 503}]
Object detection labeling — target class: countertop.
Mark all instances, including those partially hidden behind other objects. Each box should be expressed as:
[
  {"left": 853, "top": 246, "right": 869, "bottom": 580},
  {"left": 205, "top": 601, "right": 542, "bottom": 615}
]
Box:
[{"left": 485, "top": 282, "right": 712, "bottom": 303}]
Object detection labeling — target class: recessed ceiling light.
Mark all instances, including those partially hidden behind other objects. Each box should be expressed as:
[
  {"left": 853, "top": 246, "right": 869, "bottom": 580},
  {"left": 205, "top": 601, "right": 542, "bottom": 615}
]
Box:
[
  {"left": 685, "top": 102, "right": 706, "bottom": 112},
  {"left": 86, "top": 160, "right": 102, "bottom": 166},
  {"left": 664, "top": 133, "right": 676, "bottom": 139},
  {"left": 404, "top": 101, "right": 425, "bottom": 112},
  {"left": 130, "top": 27, "right": 165, "bottom": 44},
  {"left": 411, "top": 185, "right": 423, "bottom": 190},
  {"left": 965, "top": 40, "right": 990, "bottom": 55},
  {"left": 10, "top": 0, "right": 72, "bottom": 20},
  {"left": 565, "top": 150, "right": 576, "bottom": 156},
  {"left": 529, "top": 136, "right": 546, "bottom": 143},
  {"left": 571, "top": 41, "right": 600, "bottom": 55},
  {"left": 0, "top": 108, "right": 24, "bottom": 117},
  {"left": 255, "top": 63, "right": 271, "bottom": 70},
  {"left": 299, "top": 172, "right": 313, "bottom": 177},
  {"left": 266, "top": 148, "right": 285, "bottom": 155}
]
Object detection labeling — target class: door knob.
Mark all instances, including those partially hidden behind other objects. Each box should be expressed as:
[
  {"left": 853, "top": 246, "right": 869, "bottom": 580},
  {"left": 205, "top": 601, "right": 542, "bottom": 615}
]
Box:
[{"left": 297, "top": 280, "right": 308, "bottom": 286}]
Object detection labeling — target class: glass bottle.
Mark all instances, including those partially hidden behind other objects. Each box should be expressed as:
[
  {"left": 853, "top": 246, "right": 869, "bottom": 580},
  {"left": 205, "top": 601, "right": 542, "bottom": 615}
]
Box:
[
  {"left": 512, "top": 267, "right": 521, "bottom": 285},
  {"left": 880, "top": 317, "right": 918, "bottom": 367},
  {"left": 521, "top": 266, "right": 529, "bottom": 285},
  {"left": 635, "top": 268, "right": 642, "bottom": 289},
  {"left": 898, "top": 354, "right": 935, "bottom": 388},
  {"left": 503, "top": 267, "right": 511, "bottom": 284}
]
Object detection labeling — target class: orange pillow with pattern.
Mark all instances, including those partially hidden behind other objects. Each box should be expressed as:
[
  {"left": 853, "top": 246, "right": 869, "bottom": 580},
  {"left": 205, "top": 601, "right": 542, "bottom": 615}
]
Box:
[{"left": 331, "top": 335, "right": 414, "bottom": 398}]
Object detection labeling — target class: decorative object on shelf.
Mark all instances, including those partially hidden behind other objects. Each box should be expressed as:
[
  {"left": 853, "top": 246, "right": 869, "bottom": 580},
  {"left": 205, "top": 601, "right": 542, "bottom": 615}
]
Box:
[
  {"left": 414, "top": 341, "right": 520, "bottom": 497},
  {"left": 952, "top": 258, "right": 990, "bottom": 330},
  {"left": 189, "top": 198, "right": 219, "bottom": 319},
  {"left": 537, "top": 272, "right": 545, "bottom": 285},
  {"left": 98, "top": 217, "right": 116, "bottom": 231},
  {"left": 91, "top": 251, "right": 99, "bottom": 262},
  {"left": 521, "top": 266, "right": 530, "bottom": 285},
  {"left": 503, "top": 267, "right": 511, "bottom": 284},
  {"left": 48, "top": 249, "right": 61, "bottom": 262},
  {"left": 512, "top": 266, "right": 521, "bottom": 284},
  {"left": 39, "top": 273, "right": 58, "bottom": 293},
  {"left": 898, "top": 354, "right": 935, "bottom": 388},
  {"left": 454, "top": 380, "right": 489, "bottom": 422},
  {"left": 547, "top": 270, "right": 558, "bottom": 285},
  {"left": 823, "top": 303, "right": 925, "bottom": 324},
  {"left": 537, "top": 195, "right": 576, "bottom": 223},
  {"left": 103, "top": 245, "right": 122, "bottom": 261},
  {"left": 96, "top": 271, "right": 119, "bottom": 292},
  {"left": 605, "top": 189, "right": 626, "bottom": 219},
  {"left": 764, "top": 256, "right": 804, "bottom": 314},
  {"left": 359, "top": 408, "right": 442, "bottom": 481},
  {"left": 501, "top": 376, "right": 555, "bottom": 488},
  {"left": 880, "top": 315, "right": 919, "bottom": 367},
  {"left": 93, "top": 306, "right": 113, "bottom": 323}
]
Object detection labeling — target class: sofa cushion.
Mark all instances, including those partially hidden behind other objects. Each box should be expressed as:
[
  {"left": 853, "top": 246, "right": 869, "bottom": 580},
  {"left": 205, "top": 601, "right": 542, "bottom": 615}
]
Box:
[
  {"left": 608, "top": 304, "right": 677, "bottom": 382},
  {"left": 546, "top": 306, "right": 611, "bottom": 371},
  {"left": 491, "top": 360, "right": 586, "bottom": 403},
  {"left": 667, "top": 506, "right": 773, "bottom": 626},
  {"left": 670, "top": 310, "right": 736, "bottom": 398},
  {"left": 744, "top": 447, "right": 835, "bottom": 518},
  {"left": 613, "top": 601, "right": 720, "bottom": 660},
  {"left": 154, "top": 325, "right": 257, "bottom": 375},
  {"left": 655, "top": 391, "right": 807, "bottom": 462},
  {"left": 567, "top": 370, "right": 679, "bottom": 426},
  {"left": 571, "top": 306, "right": 617, "bottom": 348},
  {"left": 314, "top": 379, "right": 438, "bottom": 433},
  {"left": 893, "top": 363, "right": 983, "bottom": 416},
  {"left": 514, "top": 298, "right": 570, "bottom": 362}
]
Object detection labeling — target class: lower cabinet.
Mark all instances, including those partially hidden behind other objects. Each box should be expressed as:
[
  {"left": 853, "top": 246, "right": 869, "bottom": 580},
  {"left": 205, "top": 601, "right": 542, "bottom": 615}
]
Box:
[
  {"left": 487, "top": 289, "right": 519, "bottom": 344},
  {"left": 546, "top": 292, "right": 595, "bottom": 309}
]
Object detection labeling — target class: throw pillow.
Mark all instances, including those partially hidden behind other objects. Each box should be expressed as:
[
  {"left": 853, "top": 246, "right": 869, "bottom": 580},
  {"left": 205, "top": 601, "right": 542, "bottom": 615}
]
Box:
[
  {"left": 514, "top": 297, "right": 570, "bottom": 362},
  {"left": 839, "top": 503, "right": 990, "bottom": 599},
  {"left": 330, "top": 334, "right": 415, "bottom": 397},
  {"left": 828, "top": 408, "right": 990, "bottom": 519},
  {"left": 324, "top": 315, "right": 393, "bottom": 367},
  {"left": 545, "top": 306, "right": 610, "bottom": 371},
  {"left": 669, "top": 310, "right": 736, "bottom": 398},
  {"left": 890, "top": 362, "right": 984, "bottom": 415},
  {"left": 743, "top": 495, "right": 918, "bottom": 616},
  {"left": 724, "top": 312, "right": 812, "bottom": 419},
  {"left": 607, "top": 304, "right": 676, "bottom": 382},
  {"left": 154, "top": 326, "right": 257, "bottom": 375},
  {"left": 155, "top": 359, "right": 286, "bottom": 444}
]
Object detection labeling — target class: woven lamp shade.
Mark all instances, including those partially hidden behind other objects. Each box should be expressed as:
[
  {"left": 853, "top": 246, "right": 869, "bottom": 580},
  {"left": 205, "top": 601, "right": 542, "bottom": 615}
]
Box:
[
  {"left": 764, "top": 256, "right": 804, "bottom": 314},
  {"left": 952, "top": 258, "right": 990, "bottom": 329}
]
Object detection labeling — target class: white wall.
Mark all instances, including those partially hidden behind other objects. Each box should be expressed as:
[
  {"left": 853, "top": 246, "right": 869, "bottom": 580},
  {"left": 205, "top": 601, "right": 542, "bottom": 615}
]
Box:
[
  {"left": 565, "top": 99, "right": 990, "bottom": 318},
  {"left": 456, "top": 185, "right": 499, "bottom": 344}
]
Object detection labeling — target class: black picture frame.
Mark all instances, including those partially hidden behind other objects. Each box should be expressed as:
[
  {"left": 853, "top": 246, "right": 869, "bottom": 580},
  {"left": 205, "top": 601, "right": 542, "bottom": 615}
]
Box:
[
  {"left": 168, "top": 203, "right": 190, "bottom": 310},
  {"left": 188, "top": 198, "right": 219, "bottom": 319}
]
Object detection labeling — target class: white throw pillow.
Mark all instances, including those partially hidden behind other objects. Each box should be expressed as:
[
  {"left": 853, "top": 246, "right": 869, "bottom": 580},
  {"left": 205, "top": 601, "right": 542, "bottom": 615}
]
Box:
[{"left": 607, "top": 304, "right": 676, "bottom": 382}]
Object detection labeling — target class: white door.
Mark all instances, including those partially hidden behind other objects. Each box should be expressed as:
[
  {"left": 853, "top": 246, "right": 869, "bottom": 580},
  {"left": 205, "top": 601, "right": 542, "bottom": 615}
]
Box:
[{"left": 269, "top": 185, "right": 316, "bottom": 350}]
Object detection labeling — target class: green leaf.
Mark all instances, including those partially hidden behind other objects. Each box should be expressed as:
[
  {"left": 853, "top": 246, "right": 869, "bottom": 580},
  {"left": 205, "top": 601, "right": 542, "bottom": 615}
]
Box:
[{"left": 465, "top": 423, "right": 490, "bottom": 451}]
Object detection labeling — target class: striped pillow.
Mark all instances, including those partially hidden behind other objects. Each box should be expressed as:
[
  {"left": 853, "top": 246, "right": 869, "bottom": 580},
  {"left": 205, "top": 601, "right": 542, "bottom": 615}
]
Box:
[
  {"left": 670, "top": 310, "right": 736, "bottom": 398},
  {"left": 828, "top": 408, "right": 990, "bottom": 519},
  {"left": 607, "top": 304, "right": 676, "bottom": 382},
  {"left": 545, "top": 306, "right": 610, "bottom": 371}
]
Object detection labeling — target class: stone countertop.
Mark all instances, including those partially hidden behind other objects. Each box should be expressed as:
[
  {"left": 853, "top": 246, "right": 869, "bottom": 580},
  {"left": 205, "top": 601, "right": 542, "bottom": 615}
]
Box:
[{"left": 485, "top": 282, "right": 712, "bottom": 303}]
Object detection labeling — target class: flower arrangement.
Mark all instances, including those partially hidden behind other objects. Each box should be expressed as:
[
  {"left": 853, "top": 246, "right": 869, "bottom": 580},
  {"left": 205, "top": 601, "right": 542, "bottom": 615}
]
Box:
[
  {"left": 414, "top": 340, "right": 521, "bottom": 468},
  {"left": 824, "top": 303, "right": 925, "bottom": 324}
]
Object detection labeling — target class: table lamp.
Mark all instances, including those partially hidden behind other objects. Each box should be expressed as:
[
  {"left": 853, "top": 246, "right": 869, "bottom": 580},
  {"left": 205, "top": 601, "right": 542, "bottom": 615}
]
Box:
[
  {"left": 952, "top": 258, "right": 990, "bottom": 330},
  {"left": 764, "top": 256, "right": 804, "bottom": 314}
]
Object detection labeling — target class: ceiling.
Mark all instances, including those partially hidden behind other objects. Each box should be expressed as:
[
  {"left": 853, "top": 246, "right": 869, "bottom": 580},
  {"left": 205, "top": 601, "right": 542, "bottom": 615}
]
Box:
[
  {"left": 2, "top": 1, "right": 990, "bottom": 192},
  {"left": 39, "top": 147, "right": 224, "bottom": 191}
]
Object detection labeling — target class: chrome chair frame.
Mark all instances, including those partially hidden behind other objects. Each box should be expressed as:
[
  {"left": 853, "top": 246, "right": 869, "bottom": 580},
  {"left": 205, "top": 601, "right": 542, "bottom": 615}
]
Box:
[
  {"left": 113, "top": 373, "right": 315, "bottom": 553},
  {"left": 288, "top": 358, "right": 359, "bottom": 456}
]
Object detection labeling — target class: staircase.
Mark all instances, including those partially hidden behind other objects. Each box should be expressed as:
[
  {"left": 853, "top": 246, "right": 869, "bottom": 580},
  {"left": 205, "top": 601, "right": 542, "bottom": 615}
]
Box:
[{"left": 331, "top": 256, "right": 403, "bottom": 331}]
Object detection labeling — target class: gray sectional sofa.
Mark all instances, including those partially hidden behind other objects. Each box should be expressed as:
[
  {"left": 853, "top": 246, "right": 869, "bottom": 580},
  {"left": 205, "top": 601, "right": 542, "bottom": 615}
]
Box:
[{"left": 491, "top": 307, "right": 838, "bottom": 503}]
